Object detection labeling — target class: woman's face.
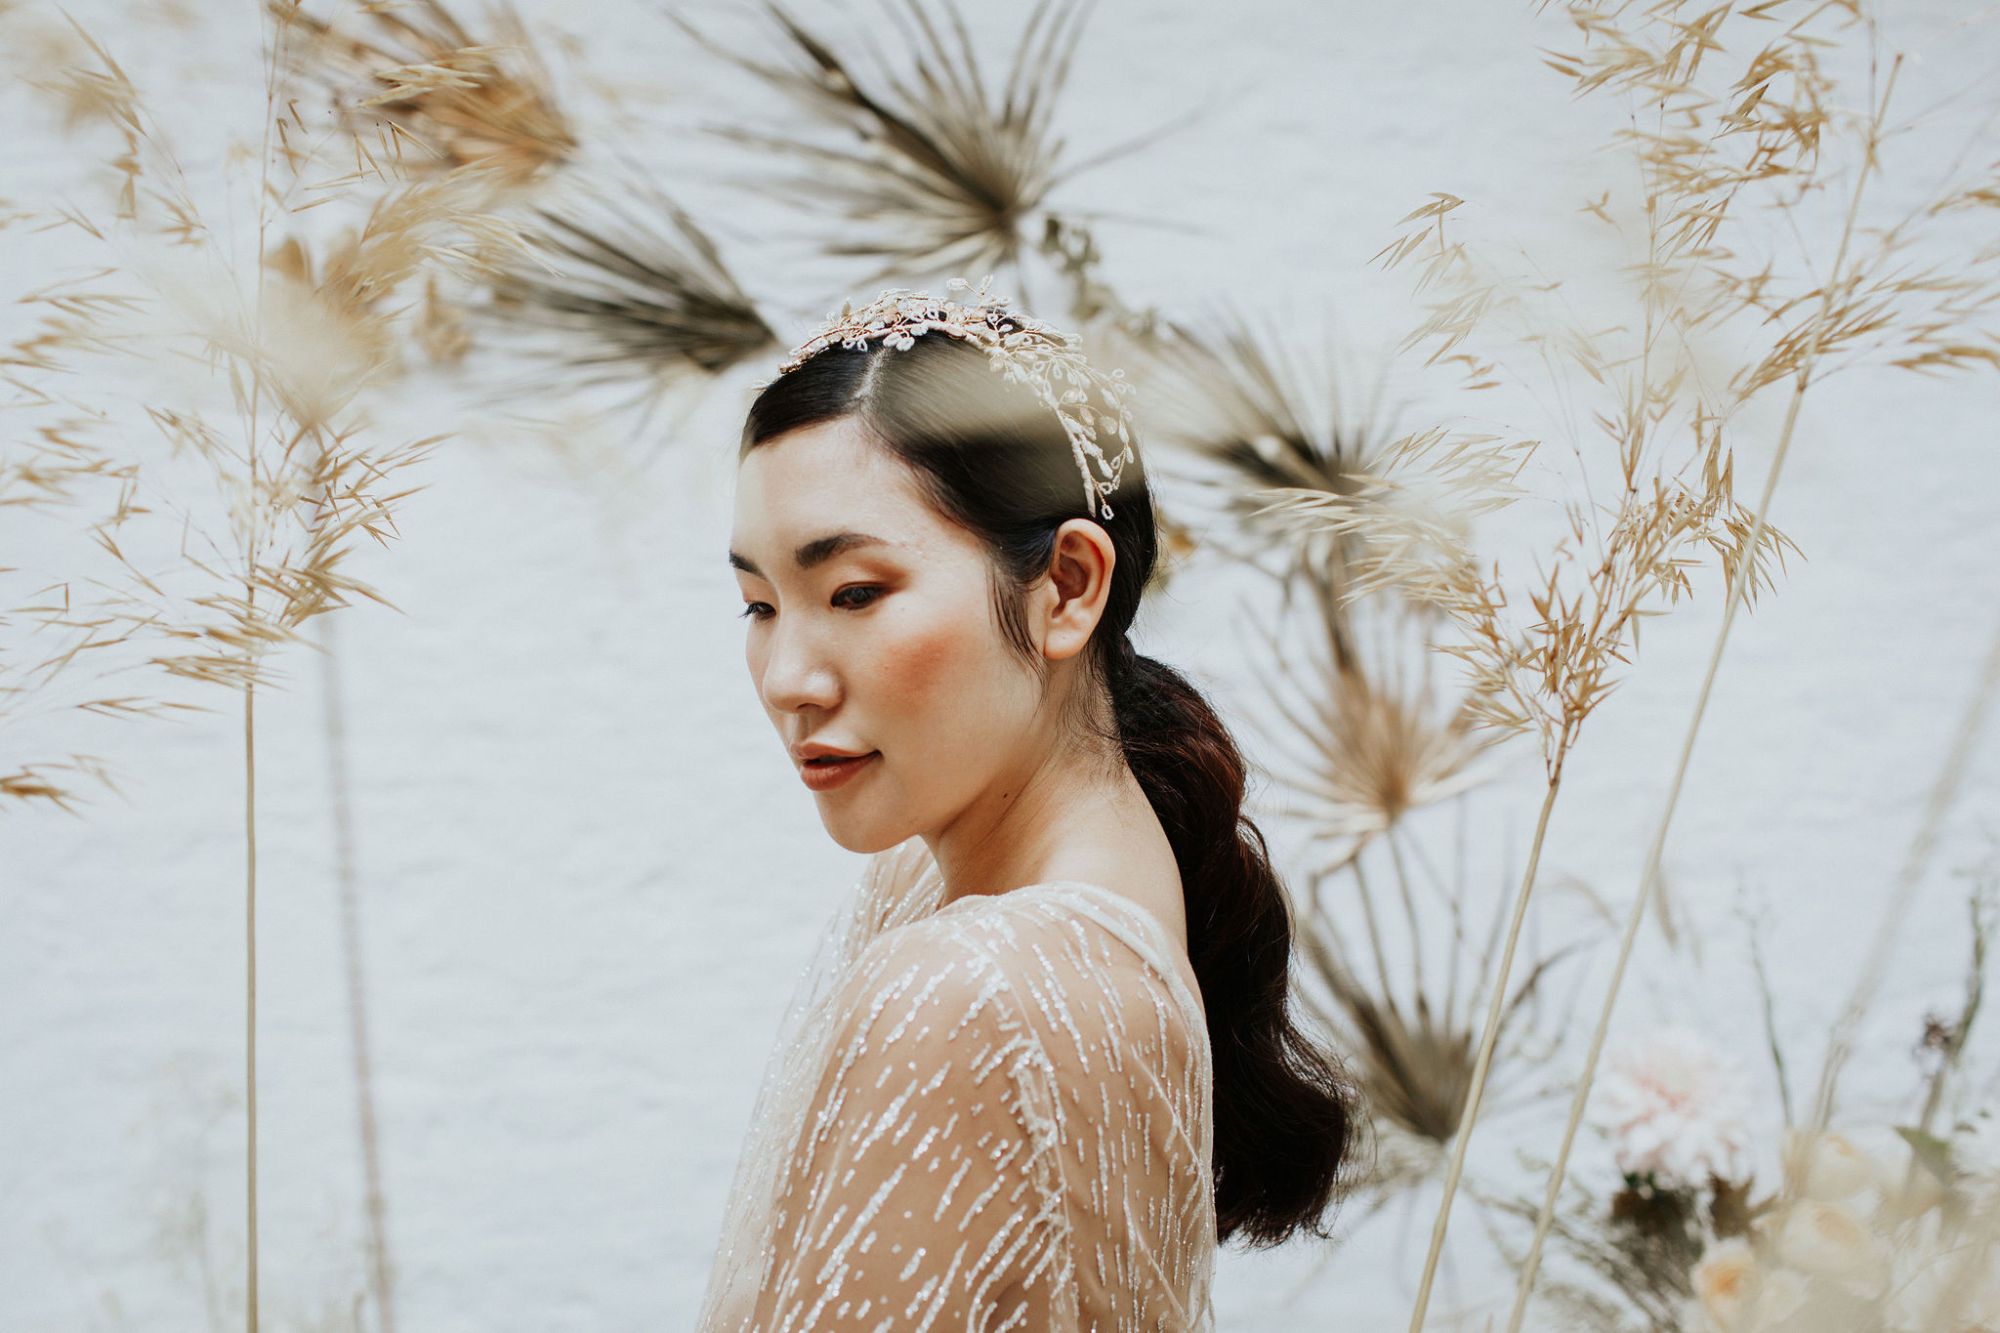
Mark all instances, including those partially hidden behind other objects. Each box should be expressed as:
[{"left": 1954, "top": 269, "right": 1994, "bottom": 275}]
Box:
[{"left": 728, "top": 416, "right": 1049, "bottom": 853}]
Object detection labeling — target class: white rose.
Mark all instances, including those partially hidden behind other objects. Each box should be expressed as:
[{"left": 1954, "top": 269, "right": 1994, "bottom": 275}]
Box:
[
  {"left": 1772, "top": 1199, "right": 1889, "bottom": 1298},
  {"left": 1781, "top": 1126, "right": 1876, "bottom": 1201},
  {"left": 1691, "top": 1238, "right": 1756, "bottom": 1330},
  {"left": 1744, "top": 1268, "right": 1809, "bottom": 1328}
]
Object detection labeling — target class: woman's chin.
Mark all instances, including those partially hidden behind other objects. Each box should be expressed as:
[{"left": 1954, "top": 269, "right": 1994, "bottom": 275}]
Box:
[
  {"left": 818, "top": 809, "right": 921, "bottom": 858},
  {"left": 816, "top": 803, "right": 878, "bottom": 849},
  {"left": 823, "top": 821, "right": 881, "bottom": 854}
]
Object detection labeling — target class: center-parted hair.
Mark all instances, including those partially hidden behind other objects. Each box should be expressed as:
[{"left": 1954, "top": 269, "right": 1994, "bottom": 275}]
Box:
[{"left": 739, "top": 329, "right": 1362, "bottom": 1247}]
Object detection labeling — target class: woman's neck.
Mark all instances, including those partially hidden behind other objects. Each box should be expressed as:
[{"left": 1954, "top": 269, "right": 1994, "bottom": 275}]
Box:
[{"left": 924, "top": 739, "right": 1183, "bottom": 938}]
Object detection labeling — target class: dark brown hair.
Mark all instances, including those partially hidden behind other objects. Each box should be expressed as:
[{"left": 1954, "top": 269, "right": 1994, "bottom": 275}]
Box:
[{"left": 739, "top": 330, "right": 1361, "bottom": 1246}]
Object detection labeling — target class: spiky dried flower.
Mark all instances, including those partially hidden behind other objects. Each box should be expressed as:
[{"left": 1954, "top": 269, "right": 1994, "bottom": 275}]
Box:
[
  {"left": 1290, "top": 839, "right": 1592, "bottom": 1161},
  {"left": 1239, "top": 597, "right": 1500, "bottom": 851},
  {"left": 668, "top": 0, "right": 1186, "bottom": 287},
  {"left": 475, "top": 169, "right": 781, "bottom": 410}
]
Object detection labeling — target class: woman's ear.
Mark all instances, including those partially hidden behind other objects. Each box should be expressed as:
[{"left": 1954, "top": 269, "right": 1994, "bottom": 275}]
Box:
[{"left": 1037, "top": 519, "right": 1116, "bottom": 663}]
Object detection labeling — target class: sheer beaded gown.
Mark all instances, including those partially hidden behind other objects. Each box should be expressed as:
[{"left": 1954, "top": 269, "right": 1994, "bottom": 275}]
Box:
[{"left": 695, "top": 834, "right": 1217, "bottom": 1331}]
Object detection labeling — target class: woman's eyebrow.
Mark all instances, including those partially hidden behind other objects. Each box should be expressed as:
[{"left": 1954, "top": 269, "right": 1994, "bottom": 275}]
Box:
[{"left": 727, "top": 531, "right": 891, "bottom": 578}]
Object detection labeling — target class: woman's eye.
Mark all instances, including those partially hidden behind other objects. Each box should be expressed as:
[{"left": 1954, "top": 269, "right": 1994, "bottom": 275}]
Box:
[
  {"left": 736, "top": 587, "right": 881, "bottom": 622},
  {"left": 832, "top": 585, "right": 885, "bottom": 610}
]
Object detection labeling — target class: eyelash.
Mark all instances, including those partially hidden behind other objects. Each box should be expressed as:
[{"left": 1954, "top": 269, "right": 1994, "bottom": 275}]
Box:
[{"left": 738, "top": 585, "right": 885, "bottom": 621}]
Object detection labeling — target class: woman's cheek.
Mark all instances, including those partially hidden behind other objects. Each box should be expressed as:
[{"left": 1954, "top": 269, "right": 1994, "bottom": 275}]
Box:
[{"left": 872, "top": 618, "right": 966, "bottom": 714}]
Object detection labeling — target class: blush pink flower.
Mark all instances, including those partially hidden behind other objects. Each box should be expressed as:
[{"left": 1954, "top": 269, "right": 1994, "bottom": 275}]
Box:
[{"left": 1590, "top": 1025, "right": 1755, "bottom": 1190}]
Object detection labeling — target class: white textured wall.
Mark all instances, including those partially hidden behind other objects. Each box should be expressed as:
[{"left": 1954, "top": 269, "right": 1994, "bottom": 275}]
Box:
[{"left": 5, "top": 2, "right": 1999, "bottom": 1329}]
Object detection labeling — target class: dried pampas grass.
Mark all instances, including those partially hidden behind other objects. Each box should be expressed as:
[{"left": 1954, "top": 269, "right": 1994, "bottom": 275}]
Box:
[
  {"left": 4, "top": 23, "right": 531, "bottom": 1327},
  {"left": 269, "top": 0, "right": 577, "bottom": 186}
]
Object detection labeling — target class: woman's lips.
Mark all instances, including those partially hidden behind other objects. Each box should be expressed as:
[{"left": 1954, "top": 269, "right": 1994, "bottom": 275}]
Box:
[{"left": 799, "top": 751, "right": 880, "bottom": 792}]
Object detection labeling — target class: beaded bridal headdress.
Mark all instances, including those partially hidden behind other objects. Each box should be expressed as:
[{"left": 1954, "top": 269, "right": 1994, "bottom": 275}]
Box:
[{"left": 775, "top": 275, "right": 1139, "bottom": 522}]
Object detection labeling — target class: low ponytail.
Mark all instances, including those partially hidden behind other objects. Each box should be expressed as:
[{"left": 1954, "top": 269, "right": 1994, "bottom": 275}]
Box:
[
  {"left": 742, "top": 329, "right": 1362, "bottom": 1248},
  {"left": 1107, "top": 637, "right": 1361, "bottom": 1246}
]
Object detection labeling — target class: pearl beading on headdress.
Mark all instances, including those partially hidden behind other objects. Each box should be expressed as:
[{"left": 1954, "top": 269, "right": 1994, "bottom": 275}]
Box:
[{"left": 774, "top": 275, "right": 1139, "bottom": 521}]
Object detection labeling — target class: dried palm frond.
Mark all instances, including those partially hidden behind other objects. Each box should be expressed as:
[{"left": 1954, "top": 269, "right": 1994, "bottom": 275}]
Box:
[
  {"left": 1313, "top": 942, "right": 1478, "bottom": 1152},
  {"left": 1240, "top": 594, "right": 1500, "bottom": 855},
  {"left": 1144, "top": 309, "right": 1386, "bottom": 492},
  {"left": 269, "top": 0, "right": 576, "bottom": 186},
  {"left": 1146, "top": 308, "right": 1584, "bottom": 1229},
  {"left": 667, "top": 0, "right": 1193, "bottom": 288},
  {"left": 1133, "top": 307, "right": 1407, "bottom": 594},
  {"left": 1245, "top": 575, "right": 1587, "bottom": 1162},
  {"left": 473, "top": 168, "right": 781, "bottom": 419},
  {"left": 1287, "top": 828, "right": 1598, "bottom": 1222},
  {"left": 1293, "top": 834, "right": 1594, "bottom": 1141},
  {"left": 1468, "top": 1167, "right": 1704, "bottom": 1332}
]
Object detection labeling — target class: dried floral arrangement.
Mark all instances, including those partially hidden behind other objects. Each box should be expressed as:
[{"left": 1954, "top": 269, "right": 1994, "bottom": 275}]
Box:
[
  {"left": 1206, "top": 0, "right": 2000, "bottom": 1328},
  {"left": 1469, "top": 877, "right": 2000, "bottom": 1331},
  {"left": 3, "top": 21, "right": 517, "bottom": 810}
]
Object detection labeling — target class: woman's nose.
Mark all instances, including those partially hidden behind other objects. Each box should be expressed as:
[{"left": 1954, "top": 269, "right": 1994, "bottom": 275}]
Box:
[{"left": 756, "top": 623, "right": 841, "bottom": 714}]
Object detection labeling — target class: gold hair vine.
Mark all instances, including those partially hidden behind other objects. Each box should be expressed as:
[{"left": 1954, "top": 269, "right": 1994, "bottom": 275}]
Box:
[{"left": 775, "top": 275, "right": 1138, "bottom": 521}]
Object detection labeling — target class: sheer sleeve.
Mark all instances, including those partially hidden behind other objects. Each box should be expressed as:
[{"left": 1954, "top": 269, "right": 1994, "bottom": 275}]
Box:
[
  {"left": 745, "top": 917, "right": 1077, "bottom": 1332},
  {"left": 695, "top": 855, "right": 1216, "bottom": 1332},
  {"left": 695, "top": 838, "right": 947, "bottom": 1331}
]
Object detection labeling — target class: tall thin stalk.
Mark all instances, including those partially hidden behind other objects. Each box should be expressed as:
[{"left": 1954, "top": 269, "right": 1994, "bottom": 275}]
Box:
[
  {"left": 243, "top": 667, "right": 259, "bottom": 1333},
  {"left": 1404, "top": 772, "right": 1563, "bottom": 1331},
  {"left": 318, "top": 608, "right": 400, "bottom": 1333},
  {"left": 1809, "top": 614, "right": 2000, "bottom": 1143},
  {"left": 244, "top": 10, "right": 282, "bottom": 1323},
  {"left": 1498, "top": 55, "right": 1902, "bottom": 1331}
]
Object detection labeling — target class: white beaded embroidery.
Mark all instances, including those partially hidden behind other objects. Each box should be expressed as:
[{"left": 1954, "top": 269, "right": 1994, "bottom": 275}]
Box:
[{"left": 694, "top": 836, "right": 1216, "bottom": 1330}]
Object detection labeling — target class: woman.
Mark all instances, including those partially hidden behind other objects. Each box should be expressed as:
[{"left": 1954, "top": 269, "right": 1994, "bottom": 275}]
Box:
[{"left": 700, "top": 281, "right": 1358, "bottom": 1331}]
